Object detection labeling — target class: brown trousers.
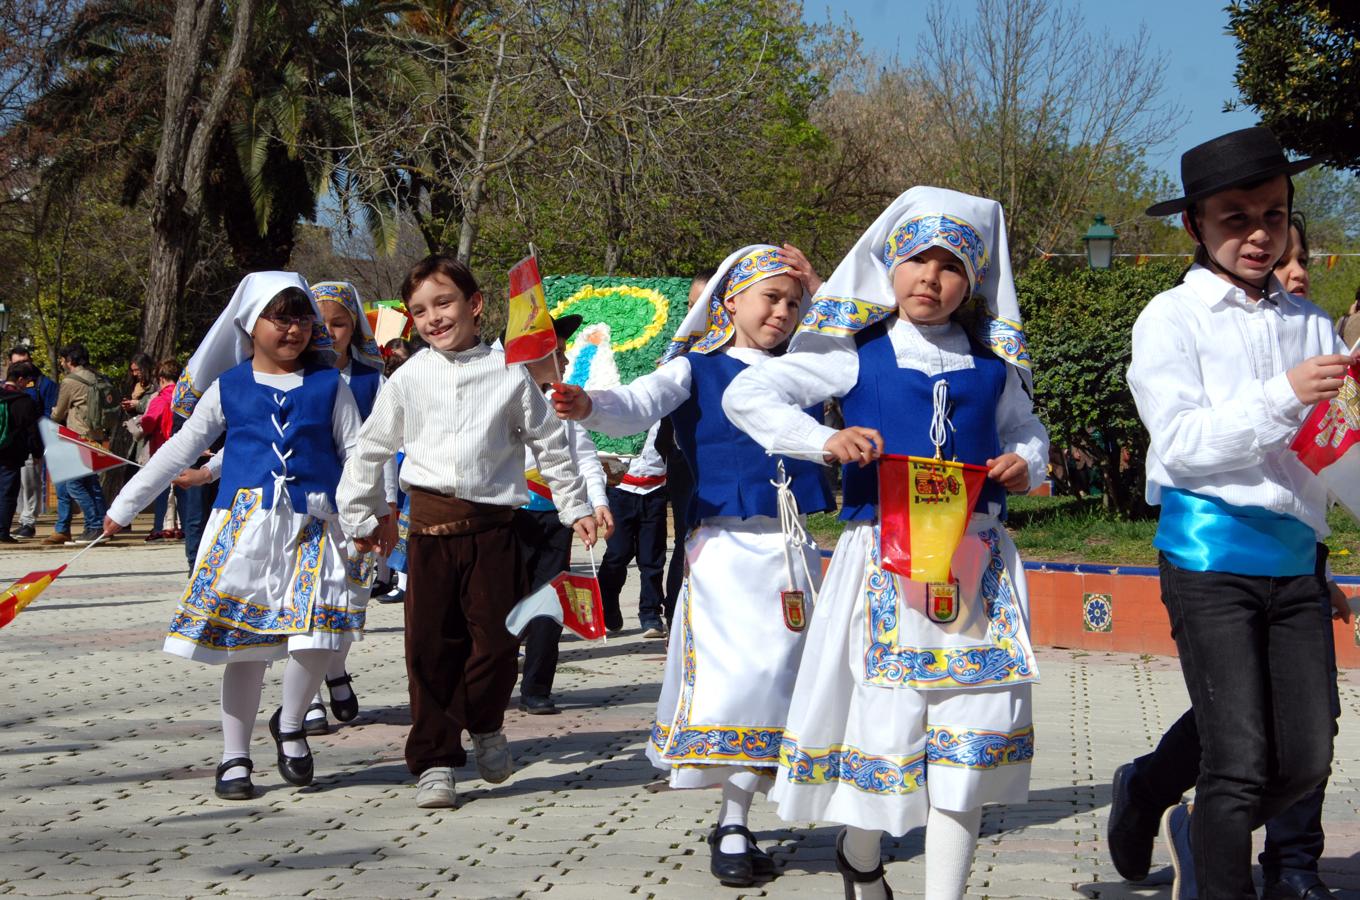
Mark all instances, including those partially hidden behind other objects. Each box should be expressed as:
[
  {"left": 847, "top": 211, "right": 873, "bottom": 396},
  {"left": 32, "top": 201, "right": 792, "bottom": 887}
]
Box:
[{"left": 403, "top": 490, "right": 524, "bottom": 775}]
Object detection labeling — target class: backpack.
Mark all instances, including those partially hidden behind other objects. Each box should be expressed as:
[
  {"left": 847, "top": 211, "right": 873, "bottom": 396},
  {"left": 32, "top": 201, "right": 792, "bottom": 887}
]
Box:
[{"left": 69, "top": 369, "right": 121, "bottom": 441}]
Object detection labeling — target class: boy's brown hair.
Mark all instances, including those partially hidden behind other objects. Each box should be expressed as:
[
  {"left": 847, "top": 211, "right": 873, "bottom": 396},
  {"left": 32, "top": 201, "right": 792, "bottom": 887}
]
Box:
[
  {"left": 155, "top": 359, "right": 182, "bottom": 383},
  {"left": 401, "top": 255, "right": 480, "bottom": 304}
]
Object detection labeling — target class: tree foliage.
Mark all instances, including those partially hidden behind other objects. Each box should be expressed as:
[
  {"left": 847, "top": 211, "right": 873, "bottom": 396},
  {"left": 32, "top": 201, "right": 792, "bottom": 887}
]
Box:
[
  {"left": 1230, "top": 0, "right": 1360, "bottom": 171},
  {"left": 1018, "top": 260, "right": 1183, "bottom": 517}
]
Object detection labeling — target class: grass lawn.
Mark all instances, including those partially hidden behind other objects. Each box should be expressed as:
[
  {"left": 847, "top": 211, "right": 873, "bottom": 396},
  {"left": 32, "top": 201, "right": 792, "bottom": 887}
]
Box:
[{"left": 806, "top": 495, "right": 1360, "bottom": 574}]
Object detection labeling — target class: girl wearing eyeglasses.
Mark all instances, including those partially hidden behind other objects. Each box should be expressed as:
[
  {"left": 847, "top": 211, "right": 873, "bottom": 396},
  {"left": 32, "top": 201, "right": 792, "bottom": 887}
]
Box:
[{"left": 102, "top": 272, "right": 370, "bottom": 802}]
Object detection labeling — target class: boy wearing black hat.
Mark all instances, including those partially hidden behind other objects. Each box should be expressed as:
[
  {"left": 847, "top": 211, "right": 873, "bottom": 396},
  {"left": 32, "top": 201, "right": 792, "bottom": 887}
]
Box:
[
  {"left": 1115, "top": 127, "right": 1352, "bottom": 899},
  {"left": 515, "top": 314, "right": 613, "bottom": 714}
]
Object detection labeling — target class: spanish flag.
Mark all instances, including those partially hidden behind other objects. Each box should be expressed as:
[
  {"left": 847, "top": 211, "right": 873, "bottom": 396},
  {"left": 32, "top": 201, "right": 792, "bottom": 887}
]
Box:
[
  {"left": 504, "top": 255, "right": 557, "bottom": 364},
  {"left": 0, "top": 565, "right": 67, "bottom": 630},
  {"left": 878, "top": 454, "right": 988, "bottom": 583},
  {"left": 1291, "top": 360, "right": 1360, "bottom": 523}
]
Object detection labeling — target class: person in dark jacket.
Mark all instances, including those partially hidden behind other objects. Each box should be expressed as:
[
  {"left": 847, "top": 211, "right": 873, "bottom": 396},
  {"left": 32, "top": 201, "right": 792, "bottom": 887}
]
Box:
[{"left": 0, "top": 378, "right": 43, "bottom": 542}]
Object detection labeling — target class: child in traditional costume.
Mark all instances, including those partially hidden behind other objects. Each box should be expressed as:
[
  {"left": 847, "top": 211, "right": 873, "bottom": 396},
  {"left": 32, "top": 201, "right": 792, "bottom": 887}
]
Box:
[
  {"left": 103, "top": 271, "right": 365, "bottom": 800},
  {"left": 336, "top": 255, "right": 597, "bottom": 810},
  {"left": 300, "top": 281, "right": 398, "bottom": 735},
  {"left": 552, "top": 244, "right": 832, "bottom": 887},
  {"left": 724, "top": 188, "right": 1048, "bottom": 899}
]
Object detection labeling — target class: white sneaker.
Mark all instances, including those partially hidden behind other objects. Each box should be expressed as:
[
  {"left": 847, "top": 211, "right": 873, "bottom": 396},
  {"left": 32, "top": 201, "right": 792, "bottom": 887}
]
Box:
[
  {"left": 470, "top": 730, "right": 514, "bottom": 784},
  {"left": 414, "top": 766, "right": 457, "bottom": 808}
]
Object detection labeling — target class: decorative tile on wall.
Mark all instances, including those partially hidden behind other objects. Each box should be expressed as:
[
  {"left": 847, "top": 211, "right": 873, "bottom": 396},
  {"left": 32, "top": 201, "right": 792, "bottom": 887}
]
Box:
[{"left": 1082, "top": 592, "right": 1113, "bottom": 633}]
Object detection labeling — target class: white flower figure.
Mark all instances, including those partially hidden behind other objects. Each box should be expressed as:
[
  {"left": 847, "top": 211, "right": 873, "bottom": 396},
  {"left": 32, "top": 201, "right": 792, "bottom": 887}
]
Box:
[{"left": 565, "top": 322, "right": 621, "bottom": 391}]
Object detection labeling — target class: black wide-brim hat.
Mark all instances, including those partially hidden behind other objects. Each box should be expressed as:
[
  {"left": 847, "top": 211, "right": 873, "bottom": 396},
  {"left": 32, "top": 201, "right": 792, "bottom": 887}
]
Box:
[{"left": 1146, "top": 126, "right": 1319, "bottom": 217}]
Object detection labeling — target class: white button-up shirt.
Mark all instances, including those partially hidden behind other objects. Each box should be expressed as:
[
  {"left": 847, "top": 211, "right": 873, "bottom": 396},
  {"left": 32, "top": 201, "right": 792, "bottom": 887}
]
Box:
[{"left": 1127, "top": 265, "right": 1344, "bottom": 537}]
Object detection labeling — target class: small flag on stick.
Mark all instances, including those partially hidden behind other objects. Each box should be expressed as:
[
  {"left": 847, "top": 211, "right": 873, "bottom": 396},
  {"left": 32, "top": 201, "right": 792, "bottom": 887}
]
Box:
[
  {"left": 1290, "top": 360, "right": 1360, "bottom": 522},
  {"left": 38, "top": 418, "right": 137, "bottom": 484},
  {"left": 0, "top": 566, "right": 66, "bottom": 629},
  {"left": 878, "top": 454, "right": 989, "bottom": 583},
  {"left": 504, "top": 255, "right": 557, "bottom": 365}
]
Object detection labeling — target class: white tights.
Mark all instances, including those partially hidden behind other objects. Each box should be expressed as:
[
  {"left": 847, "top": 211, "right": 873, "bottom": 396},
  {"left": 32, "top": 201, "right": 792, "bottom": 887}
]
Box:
[
  {"left": 306, "top": 645, "right": 354, "bottom": 721},
  {"left": 839, "top": 806, "right": 982, "bottom": 900},
  {"left": 218, "top": 649, "right": 333, "bottom": 779},
  {"left": 717, "top": 782, "right": 756, "bottom": 854}
]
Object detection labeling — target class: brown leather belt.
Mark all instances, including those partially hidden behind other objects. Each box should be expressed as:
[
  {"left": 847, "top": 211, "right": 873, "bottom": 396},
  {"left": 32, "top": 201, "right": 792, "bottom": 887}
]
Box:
[{"left": 407, "top": 487, "right": 514, "bottom": 536}]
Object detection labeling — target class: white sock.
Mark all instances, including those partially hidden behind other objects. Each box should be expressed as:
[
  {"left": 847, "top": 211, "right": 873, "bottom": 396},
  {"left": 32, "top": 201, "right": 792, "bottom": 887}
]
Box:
[
  {"left": 325, "top": 646, "right": 353, "bottom": 701},
  {"left": 395, "top": 571, "right": 407, "bottom": 590},
  {"left": 718, "top": 782, "right": 755, "bottom": 854},
  {"left": 220, "top": 660, "right": 268, "bottom": 780},
  {"left": 279, "top": 649, "right": 330, "bottom": 758},
  {"left": 924, "top": 805, "right": 982, "bottom": 900},
  {"left": 839, "top": 826, "right": 887, "bottom": 900}
]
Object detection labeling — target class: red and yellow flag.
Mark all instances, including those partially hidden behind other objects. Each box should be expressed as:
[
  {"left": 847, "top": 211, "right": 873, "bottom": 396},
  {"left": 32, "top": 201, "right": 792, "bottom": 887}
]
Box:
[
  {"left": 0, "top": 565, "right": 67, "bottom": 630},
  {"left": 505, "top": 256, "right": 557, "bottom": 365},
  {"left": 878, "top": 454, "right": 988, "bottom": 583},
  {"left": 553, "top": 571, "right": 606, "bottom": 640}
]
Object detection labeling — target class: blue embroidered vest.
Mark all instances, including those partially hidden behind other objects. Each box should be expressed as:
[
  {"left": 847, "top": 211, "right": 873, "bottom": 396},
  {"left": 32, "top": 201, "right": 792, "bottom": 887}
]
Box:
[
  {"left": 840, "top": 321, "right": 1007, "bottom": 521},
  {"left": 670, "top": 351, "right": 833, "bottom": 523},
  {"left": 216, "top": 361, "right": 343, "bottom": 511},
  {"left": 347, "top": 359, "right": 382, "bottom": 421}
]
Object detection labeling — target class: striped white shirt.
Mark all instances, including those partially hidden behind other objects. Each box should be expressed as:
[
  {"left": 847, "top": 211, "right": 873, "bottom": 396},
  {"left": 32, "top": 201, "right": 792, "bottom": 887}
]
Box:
[{"left": 337, "top": 342, "right": 591, "bottom": 536}]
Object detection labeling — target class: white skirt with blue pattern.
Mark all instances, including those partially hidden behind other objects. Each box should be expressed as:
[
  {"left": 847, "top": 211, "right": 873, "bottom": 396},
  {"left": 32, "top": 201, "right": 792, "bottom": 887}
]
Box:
[
  {"left": 646, "top": 516, "right": 822, "bottom": 792},
  {"left": 770, "top": 517, "right": 1038, "bottom": 836},
  {"left": 162, "top": 486, "right": 367, "bottom": 664}
]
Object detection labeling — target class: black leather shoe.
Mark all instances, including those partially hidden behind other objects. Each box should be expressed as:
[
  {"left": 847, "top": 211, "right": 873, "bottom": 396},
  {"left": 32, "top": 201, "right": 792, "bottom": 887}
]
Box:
[
  {"left": 749, "top": 840, "right": 776, "bottom": 876},
  {"left": 518, "top": 694, "right": 560, "bottom": 715},
  {"left": 325, "top": 673, "right": 359, "bottom": 722},
  {"left": 834, "top": 828, "right": 893, "bottom": 900},
  {"left": 709, "top": 823, "right": 756, "bottom": 886},
  {"left": 1108, "top": 762, "right": 1163, "bottom": 882},
  {"left": 1263, "top": 874, "right": 1337, "bottom": 900},
  {"left": 268, "top": 708, "right": 314, "bottom": 786},
  {"left": 303, "top": 701, "right": 330, "bottom": 736},
  {"left": 214, "top": 757, "right": 254, "bottom": 800}
]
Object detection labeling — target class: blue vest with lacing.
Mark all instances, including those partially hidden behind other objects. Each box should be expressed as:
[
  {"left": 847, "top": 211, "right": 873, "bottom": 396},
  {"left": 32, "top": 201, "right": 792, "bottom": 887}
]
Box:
[
  {"left": 215, "top": 360, "right": 343, "bottom": 511},
  {"left": 839, "top": 321, "right": 1007, "bottom": 521},
  {"left": 347, "top": 359, "right": 382, "bottom": 421},
  {"left": 670, "top": 351, "right": 834, "bottom": 523}
]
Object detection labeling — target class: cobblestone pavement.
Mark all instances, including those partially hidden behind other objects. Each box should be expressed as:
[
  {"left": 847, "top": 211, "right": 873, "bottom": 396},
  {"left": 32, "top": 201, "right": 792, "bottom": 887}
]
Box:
[{"left": 1, "top": 539, "right": 1359, "bottom": 899}]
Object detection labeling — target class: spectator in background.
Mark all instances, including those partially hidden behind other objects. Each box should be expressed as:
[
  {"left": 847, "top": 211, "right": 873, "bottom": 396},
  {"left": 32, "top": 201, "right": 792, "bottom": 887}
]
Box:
[
  {"left": 139, "top": 360, "right": 182, "bottom": 542},
  {"left": 6, "top": 358, "right": 54, "bottom": 538},
  {"left": 44, "top": 342, "right": 108, "bottom": 544},
  {"left": 0, "top": 372, "right": 43, "bottom": 543},
  {"left": 1336, "top": 286, "right": 1360, "bottom": 352}
]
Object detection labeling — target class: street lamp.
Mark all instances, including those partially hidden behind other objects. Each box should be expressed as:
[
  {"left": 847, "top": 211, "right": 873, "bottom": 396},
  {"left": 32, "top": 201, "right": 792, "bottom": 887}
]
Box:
[
  {"left": 1082, "top": 215, "right": 1117, "bottom": 270},
  {"left": 0, "top": 303, "right": 10, "bottom": 347}
]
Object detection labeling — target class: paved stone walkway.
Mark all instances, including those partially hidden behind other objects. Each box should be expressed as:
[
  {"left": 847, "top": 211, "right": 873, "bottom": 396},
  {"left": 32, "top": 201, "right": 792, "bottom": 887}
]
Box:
[{"left": 1, "top": 539, "right": 1358, "bottom": 898}]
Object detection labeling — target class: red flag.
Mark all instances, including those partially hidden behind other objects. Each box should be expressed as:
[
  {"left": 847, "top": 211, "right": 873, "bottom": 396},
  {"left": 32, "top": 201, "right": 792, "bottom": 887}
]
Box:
[
  {"left": 878, "top": 454, "right": 989, "bottom": 583},
  {"left": 553, "top": 571, "right": 606, "bottom": 640},
  {"left": 0, "top": 566, "right": 67, "bottom": 630},
  {"left": 504, "top": 256, "right": 557, "bottom": 365},
  {"left": 38, "top": 418, "right": 136, "bottom": 483},
  {"left": 1291, "top": 361, "right": 1360, "bottom": 521}
]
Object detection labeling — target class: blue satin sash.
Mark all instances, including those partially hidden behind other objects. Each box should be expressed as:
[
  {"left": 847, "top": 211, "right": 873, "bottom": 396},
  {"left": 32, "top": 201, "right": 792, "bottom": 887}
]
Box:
[{"left": 1154, "top": 488, "right": 1316, "bottom": 577}]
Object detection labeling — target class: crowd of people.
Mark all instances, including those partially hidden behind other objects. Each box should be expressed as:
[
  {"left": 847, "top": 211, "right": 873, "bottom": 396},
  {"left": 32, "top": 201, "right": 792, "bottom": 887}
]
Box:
[{"left": 0, "top": 125, "right": 1353, "bottom": 900}]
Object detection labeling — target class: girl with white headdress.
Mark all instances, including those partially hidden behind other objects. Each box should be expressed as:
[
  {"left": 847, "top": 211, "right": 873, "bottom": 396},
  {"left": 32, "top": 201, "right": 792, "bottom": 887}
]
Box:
[
  {"left": 102, "top": 272, "right": 367, "bottom": 802},
  {"left": 301, "top": 280, "right": 398, "bottom": 736},
  {"left": 552, "top": 245, "right": 832, "bottom": 888},
  {"left": 724, "top": 187, "right": 1048, "bottom": 900}
]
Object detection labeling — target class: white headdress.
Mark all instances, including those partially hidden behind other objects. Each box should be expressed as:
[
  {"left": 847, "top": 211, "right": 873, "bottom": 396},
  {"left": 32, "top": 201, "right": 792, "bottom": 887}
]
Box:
[
  {"left": 172, "top": 271, "right": 330, "bottom": 417},
  {"left": 794, "top": 186, "right": 1031, "bottom": 383}
]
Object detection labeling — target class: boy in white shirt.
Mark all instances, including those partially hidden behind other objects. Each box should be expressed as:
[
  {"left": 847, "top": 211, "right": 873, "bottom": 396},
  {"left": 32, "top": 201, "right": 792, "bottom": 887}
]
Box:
[
  {"left": 1122, "top": 127, "right": 1351, "bottom": 899},
  {"left": 337, "top": 255, "right": 597, "bottom": 809}
]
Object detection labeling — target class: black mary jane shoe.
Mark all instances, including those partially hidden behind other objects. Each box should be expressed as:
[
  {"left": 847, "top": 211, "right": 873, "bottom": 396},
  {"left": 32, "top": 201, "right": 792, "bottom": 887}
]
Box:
[
  {"left": 835, "top": 829, "right": 894, "bottom": 900},
  {"left": 214, "top": 757, "right": 255, "bottom": 800},
  {"left": 268, "top": 708, "right": 315, "bottom": 787},
  {"left": 325, "top": 673, "right": 359, "bottom": 723},
  {"left": 709, "top": 823, "right": 757, "bottom": 887},
  {"left": 303, "top": 701, "right": 330, "bottom": 736}
]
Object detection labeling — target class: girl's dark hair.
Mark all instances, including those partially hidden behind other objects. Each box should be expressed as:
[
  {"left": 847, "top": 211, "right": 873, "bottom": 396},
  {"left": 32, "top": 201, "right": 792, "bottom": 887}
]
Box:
[
  {"left": 155, "top": 359, "right": 182, "bottom": 382},
  {"left": 130, "top": 351, "right": 155, "bottom": 387},
  {"left": 7, "top": 360, "right": 39, "bottom": 382},
  {"left": 1285, "top": 210, "right": 1309, "bottom": 261},
  {"left": 383, "top": 338, "right": 414, "bottom": 377},
  {"left": 401, "top": 255, "right": 480, "bottom": 303}
]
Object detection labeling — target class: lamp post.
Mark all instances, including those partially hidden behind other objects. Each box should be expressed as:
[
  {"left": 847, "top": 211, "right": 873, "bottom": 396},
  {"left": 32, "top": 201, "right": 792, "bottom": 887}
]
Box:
[
  {"left": 1082, "top": 215, "right": 1117, "bottom": 270},
  {"left": 0, "top": 303, "right": 10, "bottom": 350}
]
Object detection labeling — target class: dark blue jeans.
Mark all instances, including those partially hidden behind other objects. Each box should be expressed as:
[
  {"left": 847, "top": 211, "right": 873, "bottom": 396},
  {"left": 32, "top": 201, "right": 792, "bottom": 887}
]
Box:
[
  {"left": 1156, "top": 555, "right": 1334, "bottom": 899},
  {"left": 178, "top": 480, "right": 218, "bottom": 570},
  {"left": 0, "top": 463, "right": 21, "bottom": 537},
  {"left": 599, "top": 487, "right": 668, "bottom": 629},
  {"left": 54, "top": 475, "right": 105, "bottom": 533}
]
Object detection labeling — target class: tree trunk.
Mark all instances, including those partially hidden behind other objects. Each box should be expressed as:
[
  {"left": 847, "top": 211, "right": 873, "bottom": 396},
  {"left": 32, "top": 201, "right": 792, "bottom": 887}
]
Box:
[
  {"left": 456, "top": 175, "right": 486, "bottom": 264},
  {"left": 139, "top": 0, "right": 257, "bottom": 360}
]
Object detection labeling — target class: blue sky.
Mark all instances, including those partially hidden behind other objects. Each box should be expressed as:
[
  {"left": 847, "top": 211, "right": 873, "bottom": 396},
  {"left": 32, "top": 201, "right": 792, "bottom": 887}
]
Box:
[{"left": 805, "top": 1, "right": 1258, "bottom": 179}]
